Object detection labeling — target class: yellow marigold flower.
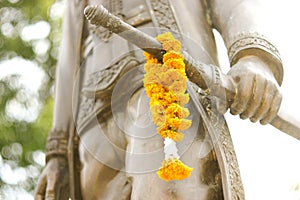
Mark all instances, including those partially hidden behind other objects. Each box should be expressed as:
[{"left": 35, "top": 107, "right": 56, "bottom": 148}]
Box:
[
  {"left": 149, "top": 98, "right": 161, "bottom": 107},
  {"left": 145, "top": 83, "right": 166, "bottom": 98},
  {"left": 164, "top": 58, "right": 185, "bottom": 71},
  {"left": 163, "top": 51, "right": 183, "bottom": 62},
  {"left": 144, "top": 63, "right": 161, "bottom": 73},
  {"left": 177, "top": 119, "right": 192, "bottom": 130},
  {"left": 166, "top": 117, "right": 182, "bottom": 130},
  {"left": 175, "top": 93, "right": 190, "bottom": 106},
  {"left": 145, "top": 66, "right": 185, "bottom": 91},
  {"left": 160, "top": 69, "right": 187, "bottom": 90},
  {"left": 157, "top": 158, "right": 193, "bottom": 181},
  {"left": 169, "top": 81, "right": 187, "bottom": 94},
  {"left": 166, "top": 103, "right": 190, "bottom": 118},
  {"left": 150, "top": 91, "right": 178, "bottom": 108},
  {"left": 144, "top": 52, "right": 158, "bottom": 64},
  {"left": 160, "top": 117, "right": 191, "bottom": 132},
  {"left": 156, "top": 32, "right": 181, "bottom": 52},
  {"left": 144, "top": 66, "right": 171, "bottom": 85},
  {"left": 150, "top": 105, "right": 166, "bottom": 126},
  {"left": 144, "top": 74, "right": 158, "bottom": 85},
  {"left": 147, "top": 63, "right": 168, "bottom": 74},
  {"left": 157, "top": 129, "right": 184, "bottom": 142}
]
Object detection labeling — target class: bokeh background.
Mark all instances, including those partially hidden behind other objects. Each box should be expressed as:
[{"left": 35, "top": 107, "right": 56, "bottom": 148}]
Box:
[
  {"left": 0, "top": 0, "right": 63, "bottom": 199},
  {"left": 0, "top": 0, "right": 299, "bottom": 199}
]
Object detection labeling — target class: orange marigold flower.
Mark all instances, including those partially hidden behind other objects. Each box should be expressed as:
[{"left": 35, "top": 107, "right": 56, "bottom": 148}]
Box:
[
  {"left": 156, "top": 33, "right": 181, "bottom": 52},
  {"left": 177, "top": 119, "right": 192, "bottom": 131},
  {"left": 144, "top": 83, "right": 166, "bottom": 98},
  {"left": 157, "top": 129, "right": 184, "bottom": 142},
  {"left": 160, "top": 69, "right": 187, "bottom": 89},
  {"left": 165, "top": 117, "right": 192, "bottom": 131},
  {"left": 144, "top": 65, "right": 171, "bottom": 85},
  {"left": 175, "top": 93, "right": 190, "bottom": 106},
  {"left": 163, "top": 51, "right": 183, "bottom": 62},
  {"left": 144, "top": 52, "right": 158, "bottom": 64},
  {"left": 147, "top": 68, "right": 184, "bottom": 91},
  {"left": 157, "top": 158, "right": 193, "bottom": 181},
  {"left": 144, "top": 63, "right": 161, "bottom": 73},
  {"left": 150, "top": 105, "right": 166, "bottom": 126},
  {"left": 166, "top": 117, "right": 182, "bottom": 129},
  {"left": 164, "top": 58, "right": 185, "bottom": 71},
  {"left": 166, "top": 103, "right": 190, "bottom": 119},
  {"left": 169, "top": 81, "right": 187, "bottom": 94},
  {"left": 149, "top": 91, "right": 178, "bottom": 108}
]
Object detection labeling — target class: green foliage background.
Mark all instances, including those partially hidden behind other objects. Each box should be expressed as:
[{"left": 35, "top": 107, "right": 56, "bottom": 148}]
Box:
[{"left": 0, "top": 0, "right": 63, "bottom": 198}]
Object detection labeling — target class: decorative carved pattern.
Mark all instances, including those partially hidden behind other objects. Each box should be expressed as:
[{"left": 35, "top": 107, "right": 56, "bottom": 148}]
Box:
[
  {"left": 228, "top": 32, "right": 281, "bottom": 64},
  {"left": 218, "top": 120, "right": 245, "bottom": 199},
  {"left": 106, "top": 14, "right": 122, "bottom": 30},
  {"left": 196, "top": 90, "right": 245, "bottom": 200},
  {"left": 149, "top": 0, "right": 180, "bottom": 32},
  {"left": 90, "top": 26, "right": 113, "bottom": 43},
  {"left": 82, "top": 55, "right": 140, "bottom": 99},
  {"left": 46, "top": 131, "right": 68, "bottom": 162},
  {"left": 87, "top": 0, "right": 123, "bottom": 42},
  {"left": 76, "top": 55, "right": 140, "bottom": 133},
  {"left": 76, "top": 96, "right": 95, "bottom": 133}
]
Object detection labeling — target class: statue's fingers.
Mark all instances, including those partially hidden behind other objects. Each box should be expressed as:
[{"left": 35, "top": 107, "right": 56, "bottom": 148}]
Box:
[
  {"left": 34, "top": 175, "right": 47, "bottom": 200},
  {"left": 240, "top": 77, "right": 266, "bottom": 119},
  {"left": 250, "top": 83, "right": 277, "bottom": 123},
  {"left": 260, "top": 91, "right": 282, "bottom": 125},
  {"left": 230, "top": 76, "right": 253, "bottom": 115}
]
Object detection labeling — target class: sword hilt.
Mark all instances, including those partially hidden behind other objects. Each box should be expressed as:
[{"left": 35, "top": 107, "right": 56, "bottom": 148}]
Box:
[{"left": 84, "top": 5, "right": 165, "bottom": 61}]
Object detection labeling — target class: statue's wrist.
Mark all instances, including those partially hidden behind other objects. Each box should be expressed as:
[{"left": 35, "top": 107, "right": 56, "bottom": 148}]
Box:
[
  {"left": 46, "top": 130, "right": 69, "bottom": 163},
  {"left": 228, "top": 32, "right": 283, "bottom": 85}
]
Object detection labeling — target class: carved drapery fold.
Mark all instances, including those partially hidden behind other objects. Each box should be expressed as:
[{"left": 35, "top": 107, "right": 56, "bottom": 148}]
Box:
[{"left": 77, "top": 55, "right": 140, "bottom": 134}]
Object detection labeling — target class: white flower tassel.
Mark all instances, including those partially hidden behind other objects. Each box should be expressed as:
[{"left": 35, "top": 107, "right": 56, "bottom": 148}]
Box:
[{"left": 163, "top": 137, "right": 179, "bottom": 160}]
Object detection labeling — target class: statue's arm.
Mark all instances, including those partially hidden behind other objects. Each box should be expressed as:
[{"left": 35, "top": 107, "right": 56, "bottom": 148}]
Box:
[
  {"left": 34, "top": 0, "right": 79, "bottom": 198},
  {"left": 206, "top": 0, "right": 283, "bottom": 124}
]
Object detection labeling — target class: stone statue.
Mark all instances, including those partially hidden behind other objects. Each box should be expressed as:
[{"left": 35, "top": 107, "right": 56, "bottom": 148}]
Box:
[{"left": 34, "top": 0, "right": 285, "bottom": 199}]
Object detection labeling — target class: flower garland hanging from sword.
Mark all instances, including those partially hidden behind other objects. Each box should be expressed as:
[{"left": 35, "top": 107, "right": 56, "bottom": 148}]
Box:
[{"left": 143, "top": 32, "right": 193, "bottom": 181}]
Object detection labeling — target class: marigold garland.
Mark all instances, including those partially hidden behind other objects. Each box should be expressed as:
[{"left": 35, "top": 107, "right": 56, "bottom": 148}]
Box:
[{"left": 143, "top": 32, "right": 193, "bottom": 181}]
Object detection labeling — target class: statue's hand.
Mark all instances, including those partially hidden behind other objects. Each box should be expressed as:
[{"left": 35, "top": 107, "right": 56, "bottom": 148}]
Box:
[
  {"left": 34, "top": 157, "right": 69, "bottom": 200},
  {"left": 227, "top": 55, "right": 282, "bottom": 125}
]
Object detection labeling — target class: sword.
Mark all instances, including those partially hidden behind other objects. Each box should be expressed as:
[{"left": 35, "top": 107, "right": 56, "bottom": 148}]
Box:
[{"left": 84, "top": 4, "right": 300, "bottom": 141}]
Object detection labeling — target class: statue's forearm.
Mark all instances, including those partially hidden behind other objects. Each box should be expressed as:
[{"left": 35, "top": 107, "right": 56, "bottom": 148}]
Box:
[
  {"left": 46, "top": 0, "right": 84, "bottom": 162},
  {"left": 48, "top": 58, "right": 72, "bottom": 162},
  {"left": 50, "top": 0, "right": 83, "bottom": 135},
  {"left": 52, "top": 57, "right": 75, "bottom": 131},
  {"left": 206, "top": 0, "right": 283, "bottom": 84}
]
